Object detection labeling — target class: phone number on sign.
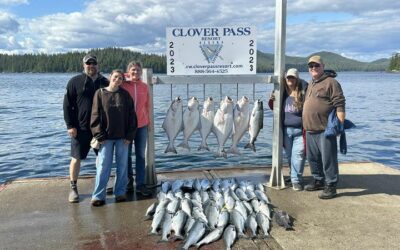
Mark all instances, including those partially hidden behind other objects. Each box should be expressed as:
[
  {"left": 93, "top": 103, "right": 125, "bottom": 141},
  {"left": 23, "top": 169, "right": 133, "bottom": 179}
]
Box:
[{"left": 194, "top": 69, "right": 229, "bottom": 74}]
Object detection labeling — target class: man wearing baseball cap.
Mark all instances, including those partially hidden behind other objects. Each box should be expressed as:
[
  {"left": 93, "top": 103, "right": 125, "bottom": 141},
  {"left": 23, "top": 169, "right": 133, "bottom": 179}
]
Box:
[
  {"left": 63, "top": 54, "right": 109, "bottom": 203},
  {"left": 302, "top": 55, "right": 346, "bottom": 199}
]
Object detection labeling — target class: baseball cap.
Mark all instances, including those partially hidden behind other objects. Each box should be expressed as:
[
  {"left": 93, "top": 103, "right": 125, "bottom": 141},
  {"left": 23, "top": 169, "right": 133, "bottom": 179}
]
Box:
[
  {"left": 308, "top": 55, "right": 323, "bottom": 65},
  {"left": 286, "top": 68, "right": 299, "bottom": 79},
  {"left": 83, "top": 54, "right": 97, "bottom": 63}
]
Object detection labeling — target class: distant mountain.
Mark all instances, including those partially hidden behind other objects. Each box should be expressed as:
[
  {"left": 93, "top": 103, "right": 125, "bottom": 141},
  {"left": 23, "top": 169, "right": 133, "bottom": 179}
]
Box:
[
  {"left": 0, "top": 47, "right": 390, "bottom": 73},
  {"left": 257, "top": 50, "right": 390, "bottom": 72}
]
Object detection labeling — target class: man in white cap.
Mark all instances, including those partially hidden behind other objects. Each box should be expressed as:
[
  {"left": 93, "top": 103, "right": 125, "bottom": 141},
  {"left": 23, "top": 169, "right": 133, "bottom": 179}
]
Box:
[
  {"left": 63, "top": 54, "right": 109, "bottom": 203},
  {"left": 302, "top": 55, "right": 346, "bottom": 199}
]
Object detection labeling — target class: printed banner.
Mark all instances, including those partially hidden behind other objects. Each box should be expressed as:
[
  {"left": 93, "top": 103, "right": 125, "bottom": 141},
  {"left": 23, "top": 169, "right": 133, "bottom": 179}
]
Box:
[{"left": 166, "top": 26, "right": 257, "bottom": 75}]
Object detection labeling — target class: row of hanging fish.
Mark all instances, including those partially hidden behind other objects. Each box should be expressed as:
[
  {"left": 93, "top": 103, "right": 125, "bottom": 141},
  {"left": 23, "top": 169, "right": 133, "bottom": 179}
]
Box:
[
  {"left": 145, "top": 178, "right": 293, "bottom": 249},
  {"left": 162, "top": 96, "right": 264, "bottom": 158}
]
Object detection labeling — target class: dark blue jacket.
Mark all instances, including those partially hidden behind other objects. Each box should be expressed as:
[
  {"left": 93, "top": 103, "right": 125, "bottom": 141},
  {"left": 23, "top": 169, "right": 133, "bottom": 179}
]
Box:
[{"left": 324, "top": 108, "right": 355, "bottom": 154}]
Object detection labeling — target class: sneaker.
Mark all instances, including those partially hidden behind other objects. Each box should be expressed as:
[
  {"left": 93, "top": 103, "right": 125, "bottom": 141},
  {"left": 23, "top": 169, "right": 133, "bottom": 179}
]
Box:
[
  {"left": 318, "top": 186, "right": 337, "bottom": 199},
  {"left": 304, "top": 180, "right": 325, "bottom": 191},
  {"left": 68, "top": 187, "right": 79, "bottom": 203},
  {"left": 136, "top": 185, "right": 151, "bottom": 197},
  {"left": 91, "top": 199, "right": 105, "bottom": 207},
  {"left": 126, "top": 177, "right": 134, "bottom": 193},
  {"left": 284, "top": 176, "right": 292, "bottom": 184},
  {"left": 115, "top": 195, "right": 127, "bottom": 203},
  {"left": 292, "top": 183, "right": 303, "bottom": 191}
]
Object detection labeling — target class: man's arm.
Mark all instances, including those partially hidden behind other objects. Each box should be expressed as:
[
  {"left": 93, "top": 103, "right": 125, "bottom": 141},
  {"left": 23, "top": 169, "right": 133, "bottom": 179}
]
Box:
[{"left": 337, "top": 111, "right": 345, "bottom": 124}]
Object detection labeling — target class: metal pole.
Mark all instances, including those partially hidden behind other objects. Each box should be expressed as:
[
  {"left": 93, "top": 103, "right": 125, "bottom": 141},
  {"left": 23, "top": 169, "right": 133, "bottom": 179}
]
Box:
[
  {"left": 268, "top": 0, "right": 286, "bottom": 189},
  {"left": 236, "top": 83, "right": 239, "bottom": 100},
  {"left": 143, "top": 68, "right": 157, "bottom": 186}
]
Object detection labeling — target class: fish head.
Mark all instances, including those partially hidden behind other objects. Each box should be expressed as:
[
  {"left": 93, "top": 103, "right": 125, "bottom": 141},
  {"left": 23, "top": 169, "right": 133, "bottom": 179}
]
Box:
[
  {"left": 220, "top": 96, "right": 233, "bottom": 113},
  {"left": 237, "top": 96, "right": 249, "bottom": 109},
  {"left": 171, "top": 96, "right": 182, "bottom": 112},
  {"left": 203, "top": 97, "right": 214, "bottom": 111},
  {"left": 253, "top": 99, "right": 263, "bottom": 110},
  {"left": 187, "top": 96, "right": 199, "bottom": 111}
]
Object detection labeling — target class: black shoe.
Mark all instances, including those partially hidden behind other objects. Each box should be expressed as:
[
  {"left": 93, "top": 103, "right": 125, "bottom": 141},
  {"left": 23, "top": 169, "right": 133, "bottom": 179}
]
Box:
[
  {"left": 284, "top": 176, "right": 292, "bottom": 184},
  {"left": 91, "top": 199, "right": 105, "bottom": 207},
  {"left": 318, "top": 186, "right": 337, "bottom": 199},
  {"left": 292, "top": 183, "right": 303, "bottom": 191},
  {"left": 115, "top": 195, "right": 127, "bottom": 203},
  {"left": 106, "top": 186, "right": 114, "bottom": 195},
  {"left": 68, "top": 187, "right": 79, "bottom": 203},
  {"left": 136, "top": 185, "right": 151, "bottom": 197},
  {"left": 304, "top": 180, "right": 325, "bottom": 191},
  {"left": 126, "top": 178, "right": 134, "bottom": 193}
]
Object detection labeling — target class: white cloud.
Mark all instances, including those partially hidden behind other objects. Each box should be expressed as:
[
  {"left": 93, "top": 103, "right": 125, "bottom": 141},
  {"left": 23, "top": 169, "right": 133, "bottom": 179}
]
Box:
[
  {"left": 0, "top": 0, "right": 28, "bottom": 5},
  {"left": 2, "top": 0, "right": 399, "bottom": 61},
  {"left": 0, "top": 12, "right": 19, "bottom": 33}
]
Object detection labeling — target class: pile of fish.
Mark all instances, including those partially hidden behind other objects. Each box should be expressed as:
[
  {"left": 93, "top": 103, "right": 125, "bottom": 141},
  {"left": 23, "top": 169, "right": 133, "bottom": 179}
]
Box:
[
  {"left": 162, "top": 96, "right": 264, "bottom": 157},
  {"left": 145, "top": 178, "right": 291, "bottom": 249}
]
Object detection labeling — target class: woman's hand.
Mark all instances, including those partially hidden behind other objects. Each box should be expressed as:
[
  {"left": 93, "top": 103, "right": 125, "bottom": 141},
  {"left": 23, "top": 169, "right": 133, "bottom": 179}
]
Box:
[{"left": 124, "top": 139, "right": 131, "bottom": 145}]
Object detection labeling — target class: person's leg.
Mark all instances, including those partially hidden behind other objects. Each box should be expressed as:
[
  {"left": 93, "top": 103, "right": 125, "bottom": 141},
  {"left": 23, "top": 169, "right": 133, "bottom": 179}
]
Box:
[
  {"left": 321, "top": 135, "right": 339, "bottom": 185},
  {"left": 135, "top": 127, "right": 147, "bottom": 187},
  {"left": 290, "top": 128, "right": 306, "bottom": 189},
  {"left": 92, "top": 140, "right": 114, "bottom": 203},
  {"left": 126, "top": 142, "right": 134, "bottom": 191},
  {"left": 135, "top": 126, "right": 150, "bottom": 196},
  {"left": 68, "top": 157, "right": 80, "bottom": 203},
  {"left": 305, "top": 132, "right": 325, "bottom": 191},
  {"left": 318, "top": 135, "right": 339, "bottom": 199},
  {"left": 283, "top": 127, "right": 293, "bottom": 183},
  {"left": 114, "top": 139, "right": 128, "bottom": 199},
  {"left": 68, "top": 130, "right": 91, "bottom": 203}
]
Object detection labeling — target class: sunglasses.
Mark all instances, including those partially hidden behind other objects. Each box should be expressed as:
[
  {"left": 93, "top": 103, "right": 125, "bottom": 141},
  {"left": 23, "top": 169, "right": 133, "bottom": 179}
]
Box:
[
  {"left": 85, "top": 61, "right": 97, "bottom": 65},
  {"left": 308, "top": 63, "right": 320, "bottom": 69},
  {"left": 286, "top": 76, "right": 297, "bottom": 80}
]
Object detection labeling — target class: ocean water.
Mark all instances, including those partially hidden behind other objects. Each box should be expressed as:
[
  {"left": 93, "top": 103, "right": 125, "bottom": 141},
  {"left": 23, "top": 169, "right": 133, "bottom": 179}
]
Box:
[{"left": 0, "top": 72, "right": 399, "bottom": 183}]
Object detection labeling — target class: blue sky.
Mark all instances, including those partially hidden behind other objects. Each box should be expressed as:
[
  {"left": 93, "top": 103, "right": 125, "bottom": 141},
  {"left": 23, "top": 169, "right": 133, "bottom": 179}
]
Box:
[{"left": 0, "top": 0, "right": 399, "bottom": 62}]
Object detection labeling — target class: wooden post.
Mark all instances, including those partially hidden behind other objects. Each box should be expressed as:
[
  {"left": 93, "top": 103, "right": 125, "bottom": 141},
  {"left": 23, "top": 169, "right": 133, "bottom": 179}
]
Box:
[
  {"left": 268, "top": 0, "right": 286, "bottom": 189},
  {"left": 142, "top": 68, "right": 157, "bottom": 186}
]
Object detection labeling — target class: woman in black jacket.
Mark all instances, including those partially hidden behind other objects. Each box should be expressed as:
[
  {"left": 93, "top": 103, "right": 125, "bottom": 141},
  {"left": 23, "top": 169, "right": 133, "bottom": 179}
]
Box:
[{"left": 90, "top": 70, "right": 137, "bottom": 206}]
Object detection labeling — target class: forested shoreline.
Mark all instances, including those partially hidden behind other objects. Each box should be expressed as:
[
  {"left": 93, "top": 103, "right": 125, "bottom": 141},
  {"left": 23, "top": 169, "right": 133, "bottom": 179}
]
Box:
[{"left": 0, "top": 47, "right": 393, "bottom": 73}]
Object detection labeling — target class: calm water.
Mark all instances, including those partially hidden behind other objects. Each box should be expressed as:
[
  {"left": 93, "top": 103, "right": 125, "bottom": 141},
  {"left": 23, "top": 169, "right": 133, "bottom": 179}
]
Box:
[{"left": 0, "top": 72, "right": 399, "bottom": 183}]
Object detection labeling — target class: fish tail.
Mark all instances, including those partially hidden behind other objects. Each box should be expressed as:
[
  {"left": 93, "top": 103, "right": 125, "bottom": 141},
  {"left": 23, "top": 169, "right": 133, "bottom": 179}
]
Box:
[
  {"left": 165, "top": 144, "right": 177, "bottom": 154},
  {"left": 244, "top": 143, "right": 256, "bottom": 152},
  {"left": 177, "top": 141, "right": 190, "bottom": 150},
  {"left": 197, "top": 142, "right": 210, "bottom": 151},
  {"left": 227, "top": 146, "right": 241, "bottom": 155}
]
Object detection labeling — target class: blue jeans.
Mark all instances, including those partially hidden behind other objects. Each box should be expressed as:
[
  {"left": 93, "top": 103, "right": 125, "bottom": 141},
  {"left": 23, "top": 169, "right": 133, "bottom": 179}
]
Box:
[
  {"left": 92, "top": 139, "right": 128, "bottom": 201},
  {"left": 283, "top": 127, "right": 305, "bottom": 184},
  {"left": 127, "top": 126, "right": 147, "bottom": 187}
]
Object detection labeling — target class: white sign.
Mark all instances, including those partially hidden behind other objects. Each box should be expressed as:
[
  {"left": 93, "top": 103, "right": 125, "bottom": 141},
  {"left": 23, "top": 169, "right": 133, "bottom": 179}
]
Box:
[{"left": 166, "top": 26, "right": 257, "bottom": 75}]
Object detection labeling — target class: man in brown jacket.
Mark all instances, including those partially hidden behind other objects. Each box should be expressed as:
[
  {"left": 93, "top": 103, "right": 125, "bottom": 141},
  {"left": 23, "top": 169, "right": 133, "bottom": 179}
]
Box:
[{"left": 302, "top": 55, "right": 346, "bottom": 199}]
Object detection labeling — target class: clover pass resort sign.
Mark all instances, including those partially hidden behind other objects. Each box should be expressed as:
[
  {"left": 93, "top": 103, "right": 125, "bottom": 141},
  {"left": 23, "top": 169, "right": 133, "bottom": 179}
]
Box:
[{"left": 166, "top": 26, "right": 257, "bottom": 75}]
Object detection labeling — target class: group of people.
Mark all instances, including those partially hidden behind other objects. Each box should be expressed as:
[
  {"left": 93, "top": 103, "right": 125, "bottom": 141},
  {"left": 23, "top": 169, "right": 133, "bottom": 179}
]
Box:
[
  {"left": 63, "top": 55, "right": 151, "bottom": 206},
  {"left": 63, "top": 53, "right": 345, "bottom": 205},
  {"left": 269, "top": 55, "right": 346, "bottom": 199}
]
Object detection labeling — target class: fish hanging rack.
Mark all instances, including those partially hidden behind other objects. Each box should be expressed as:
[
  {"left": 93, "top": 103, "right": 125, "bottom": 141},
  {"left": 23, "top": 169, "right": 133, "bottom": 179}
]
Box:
[{"left": 153, "top": 75, "right": 274, "bottom": 102}]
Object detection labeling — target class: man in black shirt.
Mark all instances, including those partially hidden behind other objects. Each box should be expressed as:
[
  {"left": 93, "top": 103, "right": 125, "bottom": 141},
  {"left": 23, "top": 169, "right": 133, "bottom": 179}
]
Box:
[{"left": 63, "top": 55, "right": 109, "bottom": 203}]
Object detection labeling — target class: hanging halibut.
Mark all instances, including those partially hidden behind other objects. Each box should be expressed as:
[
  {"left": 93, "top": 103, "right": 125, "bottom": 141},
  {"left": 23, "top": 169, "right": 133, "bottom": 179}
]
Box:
[
  {"left": 178, "top": 97, "right": 200, "bottom": 150},
  {"left": 162, "top": 96, "right": 183, "bottom": 154},
  {"left": 198, "top": 97, "right": 215, "bottom": 151},
  {"left": 228, "top": 96, "right": 250, "bottom": 154},
  {"left": 212, "top": 96, "right": 234, "bottom": 158},
  {"left": 245, "top": 99, "right": 264, "bottom": 152}
]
